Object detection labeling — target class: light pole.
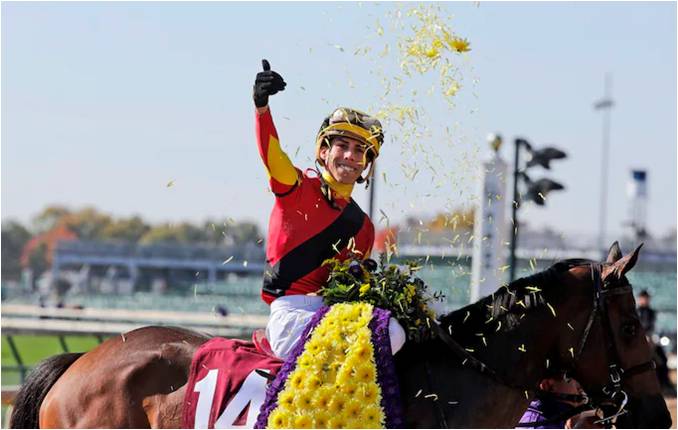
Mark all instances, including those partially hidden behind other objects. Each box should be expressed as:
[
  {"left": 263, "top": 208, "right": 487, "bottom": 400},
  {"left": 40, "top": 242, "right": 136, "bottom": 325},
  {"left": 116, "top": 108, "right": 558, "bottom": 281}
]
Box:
[
  {"left": 509, "top": 138, "right": 567, "bottom": 282},
  {"left": 594, "top": 73, "right": 614, "bottom": 255},
  {"left": 368, "top": 164, "right": 376, "bottom": 220}
]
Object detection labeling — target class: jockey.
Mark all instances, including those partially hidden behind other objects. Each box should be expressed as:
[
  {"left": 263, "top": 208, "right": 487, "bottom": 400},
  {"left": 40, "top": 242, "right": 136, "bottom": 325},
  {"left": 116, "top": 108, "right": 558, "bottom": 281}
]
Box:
[{"left": 253, "top": 59, "right": 406, "bottom": 360}]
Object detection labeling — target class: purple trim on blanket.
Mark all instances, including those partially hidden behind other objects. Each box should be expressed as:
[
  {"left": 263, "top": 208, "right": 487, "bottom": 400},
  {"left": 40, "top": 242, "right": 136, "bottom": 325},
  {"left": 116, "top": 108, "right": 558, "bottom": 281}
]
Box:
[
  {"left": 370, "top": 307, "right": 405, "bottom": 428},
  {"left": 254, "top": 305, "right": 330, "bottom": 429}
]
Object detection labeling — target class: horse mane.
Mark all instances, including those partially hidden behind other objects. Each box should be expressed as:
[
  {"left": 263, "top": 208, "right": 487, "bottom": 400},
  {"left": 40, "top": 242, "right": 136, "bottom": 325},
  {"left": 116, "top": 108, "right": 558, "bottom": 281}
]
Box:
[{"left": 437, "top": 258, "right": 594, "bottom": 348}]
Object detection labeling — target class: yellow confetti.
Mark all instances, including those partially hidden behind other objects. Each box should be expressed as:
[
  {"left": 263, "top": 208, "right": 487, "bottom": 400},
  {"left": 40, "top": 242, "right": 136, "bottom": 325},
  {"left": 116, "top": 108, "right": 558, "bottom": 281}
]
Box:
[
  {"left": 567, "top": 323, "right": 575, "bottom": 331},
  {"left": 518, "top": 344, "right": 526, "bottom": 352},
  {"left": 222, "top": 256, "right": 234, "bottom": 265},
  {"left": 166, "top": 179, "right": 175, "bottom": 187},
  {"left": 495, "top": 321, "right": 501, "bottom": 332},
  {"left": 569, "top": 347, "right": 574, "bottom": 358},
  {"left": 463, "top": 311, "right": 470, "bottom": 323},
  {"left": 546, "top": 303, "right": 557, "bottom": 317}
]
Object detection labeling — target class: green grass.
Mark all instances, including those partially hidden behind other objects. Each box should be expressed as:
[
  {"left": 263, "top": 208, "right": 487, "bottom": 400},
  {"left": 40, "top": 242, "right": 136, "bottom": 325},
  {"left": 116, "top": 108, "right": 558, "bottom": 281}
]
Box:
[
  {"left": 0, "top": 335, "right": 106, "bottom": 425},
  {"left": 1, "top": 335, "right": 104, "bottom": 385}
]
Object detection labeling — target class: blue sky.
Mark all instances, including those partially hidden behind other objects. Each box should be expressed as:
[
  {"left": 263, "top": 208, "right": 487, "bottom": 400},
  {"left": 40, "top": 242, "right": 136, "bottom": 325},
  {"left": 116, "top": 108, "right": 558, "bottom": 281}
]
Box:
[{"left": 2, "top": 2, "right": 676, "bottom": 241}]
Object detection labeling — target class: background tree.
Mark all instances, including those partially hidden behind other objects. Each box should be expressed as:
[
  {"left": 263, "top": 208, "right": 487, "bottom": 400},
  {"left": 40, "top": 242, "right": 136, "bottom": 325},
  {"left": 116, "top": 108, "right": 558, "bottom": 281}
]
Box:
[
  {"left": 2, "top": 220, "right": 32, "bottom": 280},
  {"left": 31, "top": 205, "right": 71, "bottom": 234},
  {"left": 139, "top": 222, "right": 209, "bottom": 244},
  {"left": 61, "top": 207, "right": 113, "bottom": 240},
  {"left": 100, "top": 216, "right": 151, "bottom": 242}
]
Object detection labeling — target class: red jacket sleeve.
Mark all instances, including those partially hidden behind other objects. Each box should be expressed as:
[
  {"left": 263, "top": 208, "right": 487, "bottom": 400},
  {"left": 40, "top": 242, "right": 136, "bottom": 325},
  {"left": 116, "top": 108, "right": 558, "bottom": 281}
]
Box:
[{"left": 255, "top": 109, "right": 299, "bottom": 196}]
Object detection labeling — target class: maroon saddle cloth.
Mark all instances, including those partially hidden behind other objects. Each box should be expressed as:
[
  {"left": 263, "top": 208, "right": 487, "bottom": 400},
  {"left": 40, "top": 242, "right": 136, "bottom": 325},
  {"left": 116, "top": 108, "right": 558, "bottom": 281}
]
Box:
[{"left": 182, "top": 333, "right": 282, "bottom": 429}]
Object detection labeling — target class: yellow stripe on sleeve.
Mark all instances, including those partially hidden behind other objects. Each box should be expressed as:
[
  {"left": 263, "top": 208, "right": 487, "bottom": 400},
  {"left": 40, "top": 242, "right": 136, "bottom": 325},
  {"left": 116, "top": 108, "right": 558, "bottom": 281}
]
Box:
[{"left": 266, "top": 135, "right": 298, "bottom": 186}]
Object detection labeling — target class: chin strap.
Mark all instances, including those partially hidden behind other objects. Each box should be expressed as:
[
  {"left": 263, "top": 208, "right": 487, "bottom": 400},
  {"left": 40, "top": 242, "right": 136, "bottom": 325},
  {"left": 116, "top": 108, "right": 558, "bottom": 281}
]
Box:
[
  {"left": 355, "top": 160, "right": 375, "bottom": 188},
  {"left": 314, "top": 163, "right": 342, "bottom": 211}
]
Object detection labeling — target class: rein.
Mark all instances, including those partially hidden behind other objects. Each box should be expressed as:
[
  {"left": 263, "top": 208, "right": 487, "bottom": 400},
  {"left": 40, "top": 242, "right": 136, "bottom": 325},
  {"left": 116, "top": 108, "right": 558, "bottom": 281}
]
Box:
[{"left": 430, "top": 262, "right": 656, "bottom": 428}]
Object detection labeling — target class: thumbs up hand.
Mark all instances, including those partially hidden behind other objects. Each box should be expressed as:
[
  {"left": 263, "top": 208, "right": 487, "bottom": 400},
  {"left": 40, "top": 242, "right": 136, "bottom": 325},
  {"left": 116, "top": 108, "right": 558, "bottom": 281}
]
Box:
[{"left": 253, "top": 59, "right": 287, "bottom": 108}]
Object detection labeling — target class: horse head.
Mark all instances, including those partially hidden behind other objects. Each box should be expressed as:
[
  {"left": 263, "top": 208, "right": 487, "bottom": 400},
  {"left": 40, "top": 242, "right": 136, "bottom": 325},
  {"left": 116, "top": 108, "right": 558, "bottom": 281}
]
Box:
[{"left": 555, "top": 242, "right": 671, "bottom": 428}]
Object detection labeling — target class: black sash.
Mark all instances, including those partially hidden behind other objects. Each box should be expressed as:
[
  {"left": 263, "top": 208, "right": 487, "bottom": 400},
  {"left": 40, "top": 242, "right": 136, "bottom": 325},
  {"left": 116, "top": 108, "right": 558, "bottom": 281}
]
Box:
[{"left": 263, "top": 199, "right": 365, "bottom": 298}]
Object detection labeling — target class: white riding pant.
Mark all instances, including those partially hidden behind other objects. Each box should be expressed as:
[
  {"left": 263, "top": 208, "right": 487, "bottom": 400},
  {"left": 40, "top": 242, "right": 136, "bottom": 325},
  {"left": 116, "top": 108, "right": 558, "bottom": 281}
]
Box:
[{"left": 265, "top": 295, "right": 407, "bottom": 360}]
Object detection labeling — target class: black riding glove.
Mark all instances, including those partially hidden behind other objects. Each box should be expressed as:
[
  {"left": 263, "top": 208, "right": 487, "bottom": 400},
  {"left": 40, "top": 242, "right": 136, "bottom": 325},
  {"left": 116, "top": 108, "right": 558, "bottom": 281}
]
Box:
[{"left": 253, "top": 59, "right": 286, "bottom": 108}]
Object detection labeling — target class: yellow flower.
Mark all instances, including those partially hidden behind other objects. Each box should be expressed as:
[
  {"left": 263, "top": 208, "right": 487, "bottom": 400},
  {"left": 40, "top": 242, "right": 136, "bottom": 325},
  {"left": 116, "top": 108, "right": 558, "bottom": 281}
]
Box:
[
  {"left": 314, "top": 387, "right": 333, "bottom": 409},
  {"left": 297, "top": 354, "right": 314, "bottom": 369},
  {"left": 345, "top": 400, "right": 362, "bottom": 420},
  {"left": 336, "top": 367, "right": 354, "bottom": 385},
  {"left": 293, "top": 390, "right": 314, "bottom": 410},
  {"left": 305, "top": 374, "right": 323, "bottom": 390},
  {"left": 268, "top": 409, "right": 289, "bottom": 429},
  {"left": 288, "top": 372, "right": 304, "bottom": 390},
  {"left": 450, "top": 37, "right": 470, "bottom": 53},
  {"left": 362, "top": 405, "right": 384, "bottom": 428},
  {"left": 278, "top": 390, "right": 295, "bottom": 409},
  {"left": 293, "top": 414, "right": 312, "bottom": 429},
  {"left": 327, "top": 396, "right": 347, "bottom": 415},
  {"left": 314, "top": 410, "right": 331, "bottom": 428},
  {"left": 305, "top": 338, "right": 326, "bottom": 355},
  {"left": 347, "top": 418, "right": 369, "bottom": 429},
  {"left": 359, "top": 282, "right": 371, "bottom": 295},
  {"left": 341, "top": 380, "right": 358, "bottom": 397},
  {"left": 350, "top": 343, "right": 372, "bottom": 361},
  {"left": 354, "top": 363, "right": 376, "bottom": 384},
  {"left": 327, "top": 415, "right": 348, "bottom": 429},
  {"left": 359, "top": 383, "right": 380, "bottom": 403}
]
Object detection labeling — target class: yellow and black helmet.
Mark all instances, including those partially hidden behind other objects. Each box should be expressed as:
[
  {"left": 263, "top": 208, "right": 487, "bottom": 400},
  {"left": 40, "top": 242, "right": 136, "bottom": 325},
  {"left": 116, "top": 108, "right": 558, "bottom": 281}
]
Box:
[{"left": 315, "top": 108, "right": 384, "bottom": 173}]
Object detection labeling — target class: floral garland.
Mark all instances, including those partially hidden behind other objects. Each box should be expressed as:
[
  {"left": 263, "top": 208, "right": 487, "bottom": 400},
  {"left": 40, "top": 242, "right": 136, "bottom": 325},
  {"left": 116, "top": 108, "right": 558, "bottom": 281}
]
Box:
[{"left": 254, "top": 303, "right": 403, "bottom": 429}]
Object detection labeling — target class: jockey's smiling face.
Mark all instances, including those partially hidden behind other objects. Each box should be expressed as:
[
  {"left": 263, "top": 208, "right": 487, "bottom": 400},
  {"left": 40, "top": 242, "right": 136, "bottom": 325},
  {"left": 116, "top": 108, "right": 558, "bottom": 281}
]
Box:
[{"left": 320, "top": 136, "right": 368, "bottom": 184}]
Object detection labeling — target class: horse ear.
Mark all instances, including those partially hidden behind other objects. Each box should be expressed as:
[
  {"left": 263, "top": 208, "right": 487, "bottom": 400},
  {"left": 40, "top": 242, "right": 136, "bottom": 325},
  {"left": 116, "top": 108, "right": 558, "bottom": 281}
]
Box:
[
  {"left": 606, "top": 241, "right": 623, "bottom": 263},
  {"left": 611, "top": 243, "right": 643, "bottom": 279}
]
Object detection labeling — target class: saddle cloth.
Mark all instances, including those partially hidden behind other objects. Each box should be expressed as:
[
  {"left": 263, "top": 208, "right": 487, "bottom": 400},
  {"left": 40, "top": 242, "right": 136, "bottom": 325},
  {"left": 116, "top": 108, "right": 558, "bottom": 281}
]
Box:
[{"left": 182, "top": 337, "right": 282, "bottom": 429}]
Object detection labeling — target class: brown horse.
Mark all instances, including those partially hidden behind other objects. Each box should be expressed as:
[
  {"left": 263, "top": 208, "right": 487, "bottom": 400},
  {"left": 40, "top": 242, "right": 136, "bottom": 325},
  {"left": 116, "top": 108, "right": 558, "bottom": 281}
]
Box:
[{"left": 9, "top": 243, "right": 672, "bottom": 428}]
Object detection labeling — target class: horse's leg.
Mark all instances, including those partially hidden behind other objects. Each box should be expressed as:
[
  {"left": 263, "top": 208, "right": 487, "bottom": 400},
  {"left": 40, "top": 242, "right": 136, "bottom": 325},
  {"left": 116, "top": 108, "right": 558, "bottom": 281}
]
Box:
[{"left": 39, "top": 327, "right": 207, "bottom": 428}]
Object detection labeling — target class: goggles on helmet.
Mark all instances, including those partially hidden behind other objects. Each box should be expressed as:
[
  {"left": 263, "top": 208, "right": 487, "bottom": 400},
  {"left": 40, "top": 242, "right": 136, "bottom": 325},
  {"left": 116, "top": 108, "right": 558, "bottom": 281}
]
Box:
[{"left": 315, "top": 108, "right": 384, "bottom": 165}]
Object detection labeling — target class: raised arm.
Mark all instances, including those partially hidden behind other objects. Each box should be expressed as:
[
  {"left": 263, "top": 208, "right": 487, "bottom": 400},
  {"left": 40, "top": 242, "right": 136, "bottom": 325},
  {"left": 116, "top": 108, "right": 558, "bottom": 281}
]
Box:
[{"left": 253, "top": 60, "right": 298, "bottom": 196}]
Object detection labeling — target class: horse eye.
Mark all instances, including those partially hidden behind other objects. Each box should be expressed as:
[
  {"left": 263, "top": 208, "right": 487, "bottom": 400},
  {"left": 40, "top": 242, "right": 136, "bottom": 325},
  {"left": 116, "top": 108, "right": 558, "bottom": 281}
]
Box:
[{"left": 621, "top": 322, "right": 637, "bottom": 338}]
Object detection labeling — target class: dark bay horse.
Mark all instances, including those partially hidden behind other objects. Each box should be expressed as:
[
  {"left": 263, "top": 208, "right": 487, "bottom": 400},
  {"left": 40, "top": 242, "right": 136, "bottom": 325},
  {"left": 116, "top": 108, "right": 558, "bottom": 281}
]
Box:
[{"left": 10, "top": 243, "right": 671, "bottom": 428}]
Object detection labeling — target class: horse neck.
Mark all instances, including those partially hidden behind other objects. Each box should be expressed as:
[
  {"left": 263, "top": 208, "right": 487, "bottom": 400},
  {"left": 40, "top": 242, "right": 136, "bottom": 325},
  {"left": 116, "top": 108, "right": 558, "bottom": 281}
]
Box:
[
  {"left": 396, "top": 309, "right": 564, "bottom": 428},
  {"left": 474, "top": 304, "right": 561, "bottom": 388}
]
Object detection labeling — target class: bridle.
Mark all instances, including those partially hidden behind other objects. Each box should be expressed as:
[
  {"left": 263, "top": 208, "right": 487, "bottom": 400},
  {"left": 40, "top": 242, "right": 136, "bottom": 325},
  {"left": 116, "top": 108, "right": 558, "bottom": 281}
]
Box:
[
  {"left": 429, "top": 262, "right": 656, "bottom": 428},
  {"left": 568, "top": 263, "right": 656, "bottom": 426}
]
